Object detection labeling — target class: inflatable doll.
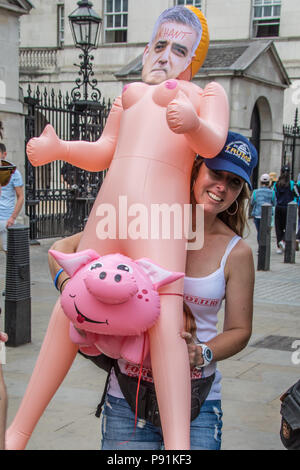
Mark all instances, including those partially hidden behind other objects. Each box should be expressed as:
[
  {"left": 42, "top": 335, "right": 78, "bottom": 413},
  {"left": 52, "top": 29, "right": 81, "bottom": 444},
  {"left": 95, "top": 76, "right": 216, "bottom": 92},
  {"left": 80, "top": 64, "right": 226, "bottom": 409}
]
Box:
[{"left": 6, "top": 6, "right": 229, "bottom": 450}]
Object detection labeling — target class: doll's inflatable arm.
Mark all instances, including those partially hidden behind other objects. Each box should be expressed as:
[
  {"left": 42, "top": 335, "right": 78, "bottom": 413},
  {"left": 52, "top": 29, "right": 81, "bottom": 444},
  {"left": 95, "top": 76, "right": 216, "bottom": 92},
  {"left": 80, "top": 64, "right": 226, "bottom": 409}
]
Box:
[
  {"left": 27, "top": 96, "right": 123, "bottom": 171},
  {"left": 186, "top": 82, "right": 229, "bottom": 157},
  {"left": 166, "top": 82, "right": 229, "bottom": 158}
]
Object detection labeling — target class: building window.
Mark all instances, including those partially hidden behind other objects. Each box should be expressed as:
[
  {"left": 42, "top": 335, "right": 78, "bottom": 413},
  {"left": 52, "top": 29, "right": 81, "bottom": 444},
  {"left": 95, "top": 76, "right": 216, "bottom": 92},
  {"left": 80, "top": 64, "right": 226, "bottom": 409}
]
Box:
[
  {"left": 57, "top": 4, "right": 65, "bottom": 47},
  {"left": 104, "top": 0, "right": 128, "bottom": 43},
  {"left": 252, "top": 0, "right": 281, "bottom": 38},
  {"left": 176, "top": 0, "right": 202, "bottom": 9}
]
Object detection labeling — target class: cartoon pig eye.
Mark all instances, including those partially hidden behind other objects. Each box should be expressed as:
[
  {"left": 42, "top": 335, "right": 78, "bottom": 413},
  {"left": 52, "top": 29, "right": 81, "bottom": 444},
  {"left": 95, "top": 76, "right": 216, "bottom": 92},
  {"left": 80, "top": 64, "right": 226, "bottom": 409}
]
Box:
[
  {"left": 90, "top": 262, "right": 103, "bottom": 271},
  {"left": 117, "top": 264, "right": 132, "bottom": 273}
]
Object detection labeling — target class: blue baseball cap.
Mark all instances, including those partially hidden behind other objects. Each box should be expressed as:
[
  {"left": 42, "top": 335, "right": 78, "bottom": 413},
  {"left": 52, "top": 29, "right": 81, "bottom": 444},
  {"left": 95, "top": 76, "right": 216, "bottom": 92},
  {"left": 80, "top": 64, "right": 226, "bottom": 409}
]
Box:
[{"left": 203, "top": 131, "right": 258, "bottom": 190}]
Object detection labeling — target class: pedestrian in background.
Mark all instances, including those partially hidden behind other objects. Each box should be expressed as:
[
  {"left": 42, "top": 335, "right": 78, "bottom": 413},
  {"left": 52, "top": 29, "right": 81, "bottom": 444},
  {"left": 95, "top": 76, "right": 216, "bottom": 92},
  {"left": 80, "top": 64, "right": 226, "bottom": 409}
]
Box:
[
  {"left": 296, "top": 172, "right": 300, "bottom": 249},
  {"left": 0, "top": 330, "right": 8, "bottom": 450},
  {"left": 269, "top": 172, "right": 278, "bottom": 189},
  {"left": 250, "top": 173, "right": 276, "bottom": 244},
  {"left": 274, "top": 165, "right": 300, "bottom": 254},
  {"left": 0, "top": 143, "right": 24, "bottom": 252}
]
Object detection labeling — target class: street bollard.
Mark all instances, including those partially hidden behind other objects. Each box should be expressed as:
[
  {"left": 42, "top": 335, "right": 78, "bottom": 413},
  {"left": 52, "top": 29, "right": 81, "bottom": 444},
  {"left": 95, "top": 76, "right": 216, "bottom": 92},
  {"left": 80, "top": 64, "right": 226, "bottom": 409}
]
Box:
[
  {"left": 4, "top": 224, "right": 31, "bottom": 346},
  {"left": 257, "top": 203, "right": 272, "bottom": 271},
  {"left": 284, "top": 201, "right": 297, "bottom": 264}
]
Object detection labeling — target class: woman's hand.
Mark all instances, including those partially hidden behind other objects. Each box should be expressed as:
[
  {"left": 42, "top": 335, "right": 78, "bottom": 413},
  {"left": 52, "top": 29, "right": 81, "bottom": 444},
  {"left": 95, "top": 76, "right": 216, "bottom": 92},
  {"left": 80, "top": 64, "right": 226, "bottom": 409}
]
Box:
[{"left": 181, "top": 331, "right": 204, "bottom": 368}]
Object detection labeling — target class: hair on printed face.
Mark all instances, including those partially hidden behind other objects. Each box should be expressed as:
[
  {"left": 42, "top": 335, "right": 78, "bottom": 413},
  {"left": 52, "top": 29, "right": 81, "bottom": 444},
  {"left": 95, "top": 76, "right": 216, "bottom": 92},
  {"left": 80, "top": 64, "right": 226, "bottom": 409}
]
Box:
[
  {"left": 148, "top": 6, "right": 203, "bottom": 57},
  {"left": 148, "top": 5, "right": 209, "bottom": 79}
]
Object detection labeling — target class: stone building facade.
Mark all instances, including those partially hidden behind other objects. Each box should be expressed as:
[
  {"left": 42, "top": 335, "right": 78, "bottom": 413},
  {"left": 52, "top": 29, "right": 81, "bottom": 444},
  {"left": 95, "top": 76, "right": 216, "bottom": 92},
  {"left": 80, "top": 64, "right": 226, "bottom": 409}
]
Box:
[
  {"left": 18, "top": 0, "right": 300, "bottom": 182},
  {"left": 0, "top": 0, "right": 32, "bottom": 222}
]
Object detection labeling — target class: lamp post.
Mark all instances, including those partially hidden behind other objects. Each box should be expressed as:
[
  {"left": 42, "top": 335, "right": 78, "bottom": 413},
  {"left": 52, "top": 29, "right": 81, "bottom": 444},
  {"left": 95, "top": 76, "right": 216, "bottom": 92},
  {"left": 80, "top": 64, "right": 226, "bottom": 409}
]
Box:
[
  {"left": 69, "top": 0, "right": 102, "bottom": 104},
  {"left": 67, "top": 1, "right": 105, "bottom": 232}
]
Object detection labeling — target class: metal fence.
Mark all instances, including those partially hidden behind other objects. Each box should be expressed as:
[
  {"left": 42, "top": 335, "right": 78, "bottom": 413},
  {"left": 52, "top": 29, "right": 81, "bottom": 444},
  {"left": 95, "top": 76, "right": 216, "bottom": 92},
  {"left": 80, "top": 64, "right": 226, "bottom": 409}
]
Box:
[
  {"left": 24, "top": 85, "right": 111, "bottom": 240},
  {"left": 282, "top": 108, "right": 300, "bottom": 181}
]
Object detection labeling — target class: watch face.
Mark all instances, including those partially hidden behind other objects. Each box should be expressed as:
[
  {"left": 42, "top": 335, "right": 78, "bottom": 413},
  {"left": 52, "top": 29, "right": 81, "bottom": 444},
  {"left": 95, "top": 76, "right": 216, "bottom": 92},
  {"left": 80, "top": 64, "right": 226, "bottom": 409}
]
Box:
[{"left": 204, "top": 347, "right": 213, "bottom": 362}]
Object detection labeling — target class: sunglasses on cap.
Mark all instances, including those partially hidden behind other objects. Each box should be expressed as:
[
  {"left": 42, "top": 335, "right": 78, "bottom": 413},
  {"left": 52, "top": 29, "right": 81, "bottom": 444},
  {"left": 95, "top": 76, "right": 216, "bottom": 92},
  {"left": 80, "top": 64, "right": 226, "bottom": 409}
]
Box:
[{"left": 0, "top": 160, "right": 16, "bottom": 187}]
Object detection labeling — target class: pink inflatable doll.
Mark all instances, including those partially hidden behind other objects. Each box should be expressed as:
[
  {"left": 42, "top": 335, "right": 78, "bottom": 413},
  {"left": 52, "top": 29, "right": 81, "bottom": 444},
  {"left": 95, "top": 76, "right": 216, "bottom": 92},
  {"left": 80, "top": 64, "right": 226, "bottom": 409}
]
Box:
[{"left": 7, "top": 6, "right": 229, "bottom": 449}]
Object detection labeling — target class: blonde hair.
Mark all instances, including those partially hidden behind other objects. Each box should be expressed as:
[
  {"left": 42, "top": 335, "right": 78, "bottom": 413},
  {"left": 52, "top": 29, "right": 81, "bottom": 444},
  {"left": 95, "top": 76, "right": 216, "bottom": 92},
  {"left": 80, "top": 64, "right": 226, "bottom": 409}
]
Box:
[{"left": 190, "top": 158, "right": 250, "bottom": 238}]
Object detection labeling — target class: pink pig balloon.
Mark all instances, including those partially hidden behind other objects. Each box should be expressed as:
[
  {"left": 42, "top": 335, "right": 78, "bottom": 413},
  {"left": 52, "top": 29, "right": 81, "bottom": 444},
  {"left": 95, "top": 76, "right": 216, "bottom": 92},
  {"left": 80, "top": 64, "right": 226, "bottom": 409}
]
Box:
[{"left": 49, "top": 249, "right": 184, "bottom": 365}]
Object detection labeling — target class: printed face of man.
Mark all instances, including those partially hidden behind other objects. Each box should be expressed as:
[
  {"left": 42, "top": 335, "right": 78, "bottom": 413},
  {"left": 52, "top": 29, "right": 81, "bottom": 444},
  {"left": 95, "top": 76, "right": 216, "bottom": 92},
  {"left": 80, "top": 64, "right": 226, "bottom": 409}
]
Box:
[{"left": 142, "top": 21, "right": 198, "bottom": 85}]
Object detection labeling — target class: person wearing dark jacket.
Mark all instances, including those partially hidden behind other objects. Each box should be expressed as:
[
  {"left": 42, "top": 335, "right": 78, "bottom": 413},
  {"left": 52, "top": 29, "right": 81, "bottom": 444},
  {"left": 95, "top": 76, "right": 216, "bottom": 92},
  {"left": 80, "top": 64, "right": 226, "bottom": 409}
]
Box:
[{"left": 274, "top": 165, "right": 300, "bottom": 254}]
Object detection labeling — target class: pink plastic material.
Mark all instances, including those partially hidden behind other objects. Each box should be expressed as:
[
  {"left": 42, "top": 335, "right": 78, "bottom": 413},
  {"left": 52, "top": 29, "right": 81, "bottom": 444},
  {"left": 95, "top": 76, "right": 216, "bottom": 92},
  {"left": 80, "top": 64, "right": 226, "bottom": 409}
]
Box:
[
  {"left": 7, "top": 79, "right": 229, "bottom": 450},
  {"left": 49, "top": 249, "right": 184, "bottom": 365}
]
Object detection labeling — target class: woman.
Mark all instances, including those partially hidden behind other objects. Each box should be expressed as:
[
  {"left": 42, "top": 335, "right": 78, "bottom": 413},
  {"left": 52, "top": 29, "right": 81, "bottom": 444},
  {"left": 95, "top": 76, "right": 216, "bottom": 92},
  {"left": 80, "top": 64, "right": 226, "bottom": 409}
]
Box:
[
  {"left": 48, "top": 132, "right": 257, "bottom": 450},
  {"left": 250, "top": 173, "right": 276, "bottom": 244}
]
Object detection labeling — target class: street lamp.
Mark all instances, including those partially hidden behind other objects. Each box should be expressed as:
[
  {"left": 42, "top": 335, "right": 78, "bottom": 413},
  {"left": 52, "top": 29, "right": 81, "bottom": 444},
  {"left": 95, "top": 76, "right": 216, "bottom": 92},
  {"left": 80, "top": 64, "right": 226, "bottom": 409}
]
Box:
[{"left": 69, "top": 0, "right": 102, "bottom": 103}]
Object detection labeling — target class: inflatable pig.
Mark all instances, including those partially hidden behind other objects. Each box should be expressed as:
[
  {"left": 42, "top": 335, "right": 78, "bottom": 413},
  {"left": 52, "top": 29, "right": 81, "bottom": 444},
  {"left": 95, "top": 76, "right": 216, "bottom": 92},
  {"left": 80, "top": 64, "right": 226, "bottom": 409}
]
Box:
[{"left": 49, "top": 249, "right": 185, "bottom": 365}]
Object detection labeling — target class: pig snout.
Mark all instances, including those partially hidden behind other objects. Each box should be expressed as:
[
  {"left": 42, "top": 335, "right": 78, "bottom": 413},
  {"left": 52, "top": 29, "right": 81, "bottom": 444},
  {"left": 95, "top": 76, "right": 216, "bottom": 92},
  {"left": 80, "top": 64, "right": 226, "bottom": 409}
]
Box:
[{"left": 84, "top": 269, "right": 138, "bottom": 304}]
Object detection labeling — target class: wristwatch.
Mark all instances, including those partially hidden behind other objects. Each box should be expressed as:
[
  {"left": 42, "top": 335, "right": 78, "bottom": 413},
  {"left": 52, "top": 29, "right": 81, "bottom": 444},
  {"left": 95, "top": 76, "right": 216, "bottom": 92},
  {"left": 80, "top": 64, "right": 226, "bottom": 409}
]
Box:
[{"left": 195, "top": 343, "right": 213, "bottom": 368}]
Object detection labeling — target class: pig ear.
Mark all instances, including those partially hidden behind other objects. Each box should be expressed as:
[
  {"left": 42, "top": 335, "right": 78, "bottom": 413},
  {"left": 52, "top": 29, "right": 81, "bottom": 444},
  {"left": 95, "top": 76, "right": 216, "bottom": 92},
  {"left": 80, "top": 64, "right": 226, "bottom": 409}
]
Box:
[
  {"left": 136, "top": 258, "right": 185, "bottom": 290},
  {"left": 49, "top": 249, "right": 100, "bottom": 277}
]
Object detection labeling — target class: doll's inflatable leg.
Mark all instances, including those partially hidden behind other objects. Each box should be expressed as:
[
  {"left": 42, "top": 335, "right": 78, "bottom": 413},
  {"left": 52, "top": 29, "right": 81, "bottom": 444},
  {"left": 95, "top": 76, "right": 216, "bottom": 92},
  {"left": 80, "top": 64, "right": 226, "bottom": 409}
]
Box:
[
  {"left": 149, "top": 293, "right": 191, "bottom": 450},
  {"left": 5, "top": 300, "right": 78, "bottom": 450}
]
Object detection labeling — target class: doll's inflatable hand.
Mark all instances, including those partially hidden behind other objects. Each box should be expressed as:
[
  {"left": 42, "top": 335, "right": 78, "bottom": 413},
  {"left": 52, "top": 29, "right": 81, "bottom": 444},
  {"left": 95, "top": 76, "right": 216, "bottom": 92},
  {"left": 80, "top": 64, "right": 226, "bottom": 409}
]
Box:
[
  {"left": 166, "top": 90, "right": 200, "bottom": 135},
  {"left": 26, "top": 124, "right": 68, "bottom": 167}
]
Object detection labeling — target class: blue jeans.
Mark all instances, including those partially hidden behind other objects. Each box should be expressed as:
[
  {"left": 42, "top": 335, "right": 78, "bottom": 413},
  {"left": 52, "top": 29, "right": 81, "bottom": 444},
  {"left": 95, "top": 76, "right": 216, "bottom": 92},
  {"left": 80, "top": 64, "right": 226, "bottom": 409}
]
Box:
[
  {"left": 253, "top": 217, "right": 260, "bottom": 243},
  {"left": 101, "top": 394, "right": 223, "bottom": 450}
]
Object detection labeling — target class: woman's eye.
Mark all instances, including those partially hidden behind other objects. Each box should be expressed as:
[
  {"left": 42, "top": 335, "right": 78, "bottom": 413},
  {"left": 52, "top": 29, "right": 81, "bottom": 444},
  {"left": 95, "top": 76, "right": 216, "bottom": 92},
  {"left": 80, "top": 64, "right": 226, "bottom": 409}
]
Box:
[
  {"left": 90, "top": 262, "right": 103, "bottom": 270},
  {"left": 210, "top": 170, "right": 220, "bottom": 178},
  {"left": 231, "top": 179, "right": 243, "bottom": 187}
]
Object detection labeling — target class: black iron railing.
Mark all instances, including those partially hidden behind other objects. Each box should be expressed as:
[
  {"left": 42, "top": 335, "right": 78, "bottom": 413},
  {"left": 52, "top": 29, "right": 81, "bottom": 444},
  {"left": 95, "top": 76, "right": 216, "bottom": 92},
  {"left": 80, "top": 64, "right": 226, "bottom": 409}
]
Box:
[
  {"left": 24, "top": 85, "right": 111, "bottom": 240},
  {"left": 283, "top": 108, "right": 300, "bottom": 180}
]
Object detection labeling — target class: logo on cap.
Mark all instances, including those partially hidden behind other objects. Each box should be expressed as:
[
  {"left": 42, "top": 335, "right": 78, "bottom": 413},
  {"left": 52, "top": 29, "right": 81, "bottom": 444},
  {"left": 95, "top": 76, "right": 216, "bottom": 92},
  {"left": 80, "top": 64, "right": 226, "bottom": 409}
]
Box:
[{"left": 225, "top": 141, "right": 252, "bottom": 166}]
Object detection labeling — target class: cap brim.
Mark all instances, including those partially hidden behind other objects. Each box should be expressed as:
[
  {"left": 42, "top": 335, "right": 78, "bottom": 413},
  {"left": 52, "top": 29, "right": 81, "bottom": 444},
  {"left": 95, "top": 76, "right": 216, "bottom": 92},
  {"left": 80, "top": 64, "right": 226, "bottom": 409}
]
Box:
[{"left": 204, "top": 158, "right": 253, "bottom": 190}]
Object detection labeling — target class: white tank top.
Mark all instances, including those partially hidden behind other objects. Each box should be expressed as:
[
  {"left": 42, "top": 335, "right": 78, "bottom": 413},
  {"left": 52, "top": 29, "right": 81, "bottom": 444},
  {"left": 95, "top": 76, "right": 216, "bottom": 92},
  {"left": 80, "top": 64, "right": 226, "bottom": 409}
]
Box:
[
  {"left": 184, "top": 234, "right": 241, "bottom": 400},
  {"left": 108, "top": 235, "right": 241, "bottom": 401}
]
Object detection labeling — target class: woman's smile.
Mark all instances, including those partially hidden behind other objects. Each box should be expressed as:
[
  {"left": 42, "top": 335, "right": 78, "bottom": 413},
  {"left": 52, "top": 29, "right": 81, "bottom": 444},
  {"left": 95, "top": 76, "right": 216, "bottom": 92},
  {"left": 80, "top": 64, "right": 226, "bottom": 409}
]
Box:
[{"left": 207, "top": 191, "right": 223, "bottom": 203}]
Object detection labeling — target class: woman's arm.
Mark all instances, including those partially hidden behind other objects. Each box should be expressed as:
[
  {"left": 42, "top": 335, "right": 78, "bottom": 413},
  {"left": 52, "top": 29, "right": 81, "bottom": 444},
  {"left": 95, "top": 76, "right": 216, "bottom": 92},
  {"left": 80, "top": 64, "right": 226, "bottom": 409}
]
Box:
[
  {"left": 183, "top": 240, "right": 254, "bottom": 367},
  {"left": 48, "top": 232, "right": 83, "bottom": 290}
]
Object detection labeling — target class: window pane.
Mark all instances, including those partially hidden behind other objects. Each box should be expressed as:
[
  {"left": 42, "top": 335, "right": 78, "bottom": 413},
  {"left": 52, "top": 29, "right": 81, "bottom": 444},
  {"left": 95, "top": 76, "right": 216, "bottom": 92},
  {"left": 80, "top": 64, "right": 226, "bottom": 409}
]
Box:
[
  {"left": 254, "top": 6, "right": 262, "bottom": 17},
  {"left": 115, "top": 30, "right": 127, "bottom": 42},
  {"left": 123, "top": 0, "right": 128, "bottom": 11},
  {"left": 177, "top": 0, "right": 185, "bottom": 4},
  {"left": 264, "top": 6, "right": 272, "bottom": 16},
  {"left": 274, "top": 5, "right": 281, "bottom": 15},
  {"left": 115, "top": 14, "right": 121, "bottom": 27},
  {"left": 106, "top": 0, "right": 113, "bottom": 13},
  {"left": 187, "top": 0, "right": 194, "bottom": 5},
  {"left": 123, "top": 14, "right": 128, "bottom": 27},
  {"left": 105, "top": 30, "right": 114, "bottom": 42},
  {"left": 253, "top": 19, "right": 279, "bottom": 37},
  {"left": 106, "top": 15, "right": 113, "bottom": 27},
  {"left": 115, "top": 0, "right": 121, "bottom": 12}
]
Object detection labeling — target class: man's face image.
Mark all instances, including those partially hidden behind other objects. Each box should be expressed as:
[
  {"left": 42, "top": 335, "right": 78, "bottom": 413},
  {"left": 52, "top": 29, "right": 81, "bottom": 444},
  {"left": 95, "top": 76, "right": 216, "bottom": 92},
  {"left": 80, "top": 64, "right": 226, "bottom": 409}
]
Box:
[{"left": 142, "top": 21, "right": 198, "bottom": 85}]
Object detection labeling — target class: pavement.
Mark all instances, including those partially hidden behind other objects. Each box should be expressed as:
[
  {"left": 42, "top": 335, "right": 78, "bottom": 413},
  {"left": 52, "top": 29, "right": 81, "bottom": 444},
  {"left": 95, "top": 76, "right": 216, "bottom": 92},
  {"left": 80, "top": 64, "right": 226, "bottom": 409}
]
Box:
[{"left": 0, "top": 221, "right": 300, "bottom": 450}]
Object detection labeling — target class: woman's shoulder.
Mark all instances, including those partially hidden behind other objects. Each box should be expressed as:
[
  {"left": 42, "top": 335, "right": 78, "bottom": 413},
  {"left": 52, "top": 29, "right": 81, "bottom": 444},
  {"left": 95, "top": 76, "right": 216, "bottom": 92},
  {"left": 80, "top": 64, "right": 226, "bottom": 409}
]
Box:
[{"left": 225, "top": 237, "right": 254, "bottom": 275}]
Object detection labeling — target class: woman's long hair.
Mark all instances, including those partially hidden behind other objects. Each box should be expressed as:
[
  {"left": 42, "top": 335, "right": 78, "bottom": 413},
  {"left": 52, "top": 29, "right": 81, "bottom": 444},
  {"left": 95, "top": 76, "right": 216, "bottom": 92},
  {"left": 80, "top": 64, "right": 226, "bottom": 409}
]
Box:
[
  {"left": 277, "top": 167, "right": 290, "bottom": 188},
  {"left": 190, "top": 158, "right": 250, "bottom": 238}
]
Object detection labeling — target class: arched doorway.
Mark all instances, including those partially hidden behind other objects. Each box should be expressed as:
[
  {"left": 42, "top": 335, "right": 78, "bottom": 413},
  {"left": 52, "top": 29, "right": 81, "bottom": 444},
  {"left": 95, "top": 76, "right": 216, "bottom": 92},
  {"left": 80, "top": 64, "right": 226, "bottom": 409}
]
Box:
[{"left": 250, "top": 103, "right": 261, "bottom": 189}]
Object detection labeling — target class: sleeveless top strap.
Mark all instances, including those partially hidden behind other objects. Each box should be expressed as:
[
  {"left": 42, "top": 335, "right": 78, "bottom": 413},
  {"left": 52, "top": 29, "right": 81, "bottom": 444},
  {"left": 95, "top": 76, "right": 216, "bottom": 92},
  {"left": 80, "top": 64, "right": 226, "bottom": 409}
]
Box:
[{"left": 220, "top": 235, "right": 241, "bottom": 269}]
